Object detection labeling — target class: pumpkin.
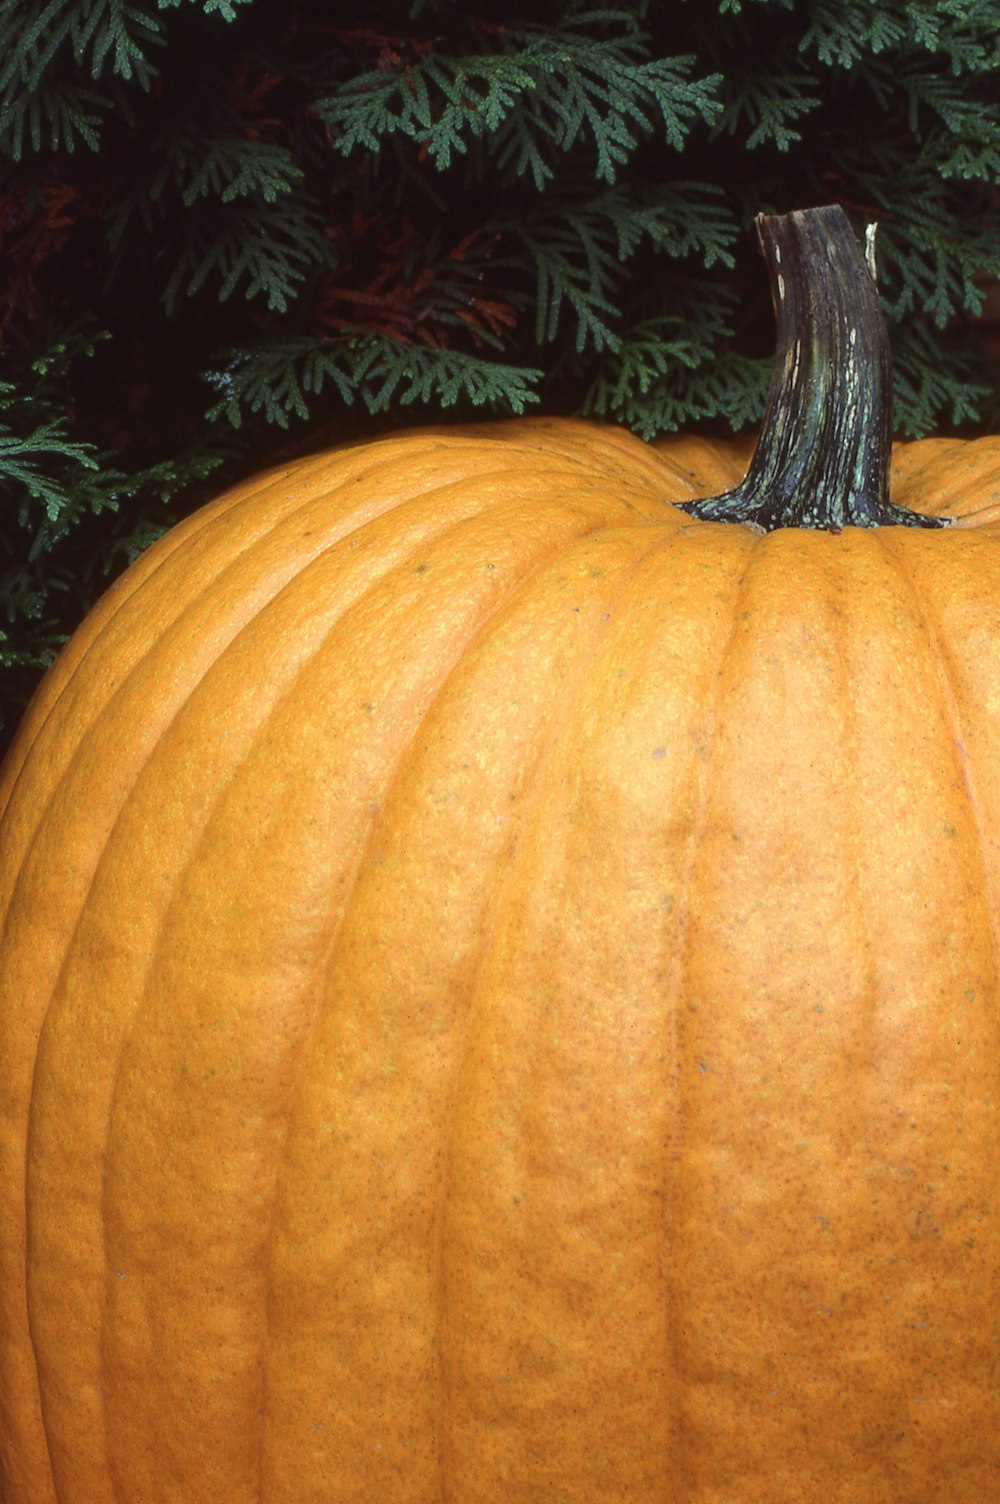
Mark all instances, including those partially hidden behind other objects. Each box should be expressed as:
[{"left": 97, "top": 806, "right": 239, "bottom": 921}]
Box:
[{"left": 3, "top": 206, "right": 1000, "bottom": 1504}]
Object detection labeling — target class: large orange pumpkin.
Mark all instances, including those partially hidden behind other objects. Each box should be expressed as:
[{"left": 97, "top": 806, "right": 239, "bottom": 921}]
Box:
[{"left": 3, "top": 207, "right": 1000, "bottom": 1503}]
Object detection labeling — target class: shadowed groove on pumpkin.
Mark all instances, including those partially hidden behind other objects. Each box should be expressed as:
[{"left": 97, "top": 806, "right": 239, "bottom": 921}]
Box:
[
  {"left": 260, "top": 527, "right": 686, "bottom": 1499},
  {"left": 3, "top": 205, "right": 1000, "bottom": 1504},
  {"left": 875, "top": 529, "right": 1000, "bottom": 986},
  {"left": 93, "top": 513, "right": 663, "bottom": 1502},
  {"left": 0, "top": 418, "right": 700, "bottom": 1497},
  {"left": 9, "top": 450, "right": 675, "bottom": 1503},
  {"left": 424, "top": 529, "right": 759, "bottom": 1499},
  {"left": 670, "top": 525, "right": 1000, "bottom": 1496}
]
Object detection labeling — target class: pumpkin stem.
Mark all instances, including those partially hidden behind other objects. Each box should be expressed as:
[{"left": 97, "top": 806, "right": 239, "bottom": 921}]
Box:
[{"left": 676, "top": 204, "right": 952, "bottom": 532}]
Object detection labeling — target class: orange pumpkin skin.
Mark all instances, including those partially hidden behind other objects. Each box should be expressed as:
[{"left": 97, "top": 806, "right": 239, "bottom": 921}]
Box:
[{"left": 3, "top": 418, "right": 1000, "bottom": 1504}]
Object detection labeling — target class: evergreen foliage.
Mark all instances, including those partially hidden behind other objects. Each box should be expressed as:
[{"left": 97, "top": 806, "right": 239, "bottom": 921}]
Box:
[{"left": 1, "top": 0, "right": 998, "bottom": 747}]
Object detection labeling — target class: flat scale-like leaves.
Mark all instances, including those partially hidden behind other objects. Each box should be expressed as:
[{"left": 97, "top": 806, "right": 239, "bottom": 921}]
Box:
[{"left": 317, "top": 18, "right": 721, "bottom": 186}]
